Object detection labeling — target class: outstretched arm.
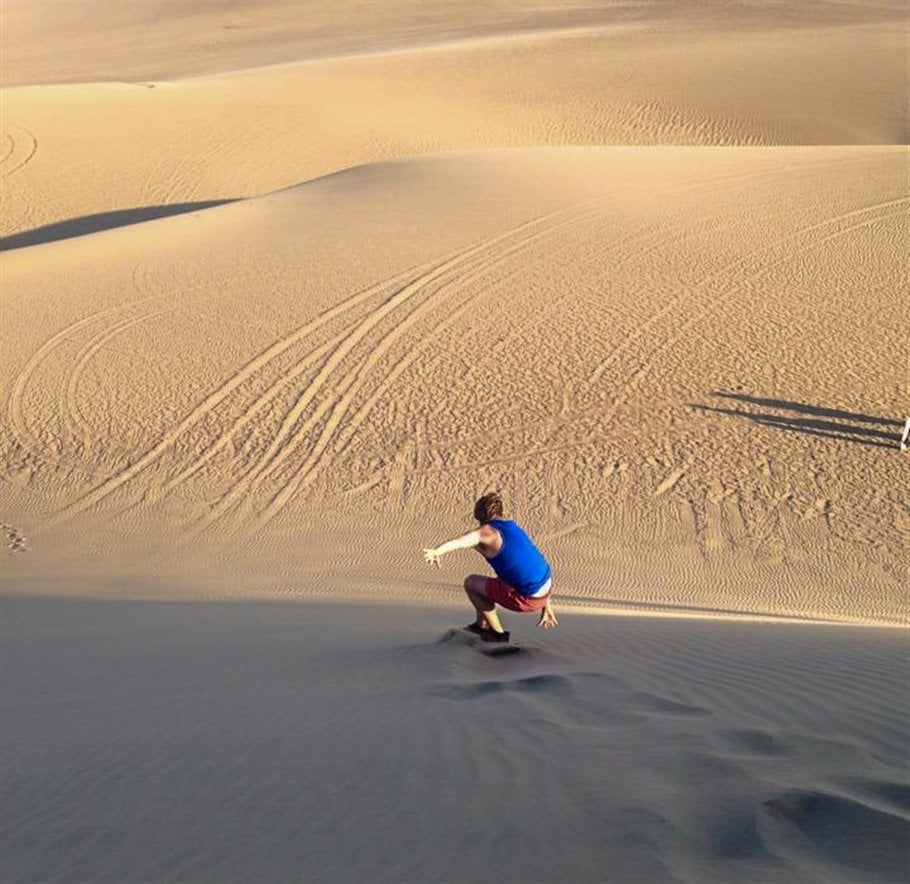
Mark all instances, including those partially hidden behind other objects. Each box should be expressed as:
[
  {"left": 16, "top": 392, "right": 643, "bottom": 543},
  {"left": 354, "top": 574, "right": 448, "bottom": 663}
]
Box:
[{"left": 423, "top": 530, "right": 482, "bottom": 567}]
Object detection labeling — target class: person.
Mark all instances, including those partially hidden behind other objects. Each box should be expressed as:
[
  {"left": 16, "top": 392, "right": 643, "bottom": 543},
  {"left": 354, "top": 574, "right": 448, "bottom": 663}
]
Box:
[{"left": 423, "top": 492, "right": 558, "bottom": 643}]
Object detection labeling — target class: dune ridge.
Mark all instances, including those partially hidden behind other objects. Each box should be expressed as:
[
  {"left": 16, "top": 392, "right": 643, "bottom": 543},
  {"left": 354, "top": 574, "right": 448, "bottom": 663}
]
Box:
[
  {"left": 3, "top": 0, "right": 906, "bottom": 87},
  {"left": 2, "top": 2, "right": 907, "bottom": 240}
]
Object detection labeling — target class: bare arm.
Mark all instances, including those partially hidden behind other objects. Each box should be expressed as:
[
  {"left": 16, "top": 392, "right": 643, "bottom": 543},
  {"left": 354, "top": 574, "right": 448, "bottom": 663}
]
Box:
[{"left": 423, "top": 530, "right": 482, "bottom": 567}]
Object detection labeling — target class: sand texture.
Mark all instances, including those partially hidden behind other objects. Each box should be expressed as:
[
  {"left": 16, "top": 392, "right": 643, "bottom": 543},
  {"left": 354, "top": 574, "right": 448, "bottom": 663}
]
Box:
[
  {"left": 3, "top": 597, "right": 909, "bottom": 884},
  {"left": 2, "top": 145, "right": 907, "bottom": 621},
  {"left": 1, "top": 2, "right": 909, "bottom": 883}
]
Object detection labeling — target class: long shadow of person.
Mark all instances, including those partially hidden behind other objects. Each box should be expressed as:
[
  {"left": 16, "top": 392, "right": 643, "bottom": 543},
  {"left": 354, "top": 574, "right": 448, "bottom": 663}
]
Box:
[{"left": 691, "top": 392, "right": 903, "bottom": 449}]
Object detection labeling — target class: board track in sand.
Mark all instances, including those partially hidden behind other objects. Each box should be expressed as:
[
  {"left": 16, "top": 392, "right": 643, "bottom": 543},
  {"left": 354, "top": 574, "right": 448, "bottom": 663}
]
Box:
[{"left": 2, "top": 148, "right": 907, "bottom": 623}]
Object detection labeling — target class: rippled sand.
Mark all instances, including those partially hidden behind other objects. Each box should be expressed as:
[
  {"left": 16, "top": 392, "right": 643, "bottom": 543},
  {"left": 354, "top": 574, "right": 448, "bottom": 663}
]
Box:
[{"left": 1, "top": 3, "right": 908, "bottom": 883}]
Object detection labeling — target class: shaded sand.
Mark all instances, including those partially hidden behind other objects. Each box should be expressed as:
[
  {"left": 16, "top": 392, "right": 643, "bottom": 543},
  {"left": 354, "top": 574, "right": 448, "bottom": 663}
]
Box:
[{"left": 2, "top": 597, "right": 908, "bottom": 884}]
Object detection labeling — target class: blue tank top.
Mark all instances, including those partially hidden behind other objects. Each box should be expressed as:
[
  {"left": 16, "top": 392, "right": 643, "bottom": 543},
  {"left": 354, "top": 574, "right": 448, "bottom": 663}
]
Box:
[{"left": 486, "top": 519, "right": 551, "bottom": 596}]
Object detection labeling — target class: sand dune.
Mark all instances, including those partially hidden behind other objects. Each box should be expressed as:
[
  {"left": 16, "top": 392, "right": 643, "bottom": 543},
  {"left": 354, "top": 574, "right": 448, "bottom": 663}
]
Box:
[
  {"left": 2, "top": 1, "right": 906, "bottom": 239},
  {"left": 1, "top": 3, "right": 909, "bottom": 883},
  {"left": 2, "top": 597, "right": 908, "bottom": 884},
  {"left": 4, "top": 0, "right": 905, "bottom": 88},
  {"left": 2, "top": 148, "right": 907, "bottom": 621}
]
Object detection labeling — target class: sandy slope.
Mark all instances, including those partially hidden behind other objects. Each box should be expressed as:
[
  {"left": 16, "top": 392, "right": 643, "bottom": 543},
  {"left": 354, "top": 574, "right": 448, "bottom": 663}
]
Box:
[
  {"left": 2, "top": 597, "right": 908, "bottom": 884},
  {"left": 2, "top": 148, "right": 907, "bottom": 621},
  {"left": 1, "top": 5, "right": 909, "bottom": 883},
  {"left": 1, "top": 1, "right": 906, "bottom": 240},
  {"left": 3, "top": 0, "right": 905, "bottom": 88}
]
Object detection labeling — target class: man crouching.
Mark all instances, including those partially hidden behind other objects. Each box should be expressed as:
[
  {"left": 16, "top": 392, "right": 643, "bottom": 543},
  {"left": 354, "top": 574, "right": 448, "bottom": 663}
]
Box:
[{"left": 423, "top": 492, "right": 558, "bottom": 643}]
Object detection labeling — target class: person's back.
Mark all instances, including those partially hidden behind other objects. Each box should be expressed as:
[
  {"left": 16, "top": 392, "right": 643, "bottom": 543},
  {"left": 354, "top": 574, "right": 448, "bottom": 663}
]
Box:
[
  {"left": 484, "top": 518, "right": 551, "bottom": 597},
  {"left": 423, "top": 492, "right": 557, "bottom": 642}
]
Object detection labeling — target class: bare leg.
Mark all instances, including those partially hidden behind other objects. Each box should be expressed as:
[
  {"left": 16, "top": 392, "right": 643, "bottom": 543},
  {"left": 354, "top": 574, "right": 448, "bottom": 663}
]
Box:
[{"left": 463, "top": 575, "right": 505, "bottom": 633}]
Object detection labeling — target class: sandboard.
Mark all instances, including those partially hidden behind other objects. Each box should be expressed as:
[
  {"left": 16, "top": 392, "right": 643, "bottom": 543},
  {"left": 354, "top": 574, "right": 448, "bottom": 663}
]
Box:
[
  {"left": 479, "top": 641, "right": 522, "bottom": 657},
  {"left": 440, "top": 628, "right": 523, "bottom": 656}
]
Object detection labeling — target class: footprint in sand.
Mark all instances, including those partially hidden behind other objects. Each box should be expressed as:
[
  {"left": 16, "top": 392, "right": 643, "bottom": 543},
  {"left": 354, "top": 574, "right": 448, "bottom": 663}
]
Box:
[
  {"left": 720, "top": 727, "right": 784, "bottom": 756},
  {"left": 1, "top": 524, "right": 28, "bottom": 554},
  {"left": 433, "top": 672, "right": 576, "bottom": 701},
  {"left": 761, "top": 789, "right": 910, "bottom": 879}
]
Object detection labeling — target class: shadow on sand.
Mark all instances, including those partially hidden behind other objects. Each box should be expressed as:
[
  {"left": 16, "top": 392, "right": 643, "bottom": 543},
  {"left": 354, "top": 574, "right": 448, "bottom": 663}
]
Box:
[
  {"left": 692, "top": 391, "right": 902, "bottom": 450},
  {"left": 0, "top": 200, "right": 238, "bottom": 251}
]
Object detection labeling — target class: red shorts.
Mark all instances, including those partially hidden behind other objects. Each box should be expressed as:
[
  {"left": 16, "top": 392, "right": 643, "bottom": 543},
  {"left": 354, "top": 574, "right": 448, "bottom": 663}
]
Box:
[{"left": 485, "top": 577, "right": 551, "bottom": 613}]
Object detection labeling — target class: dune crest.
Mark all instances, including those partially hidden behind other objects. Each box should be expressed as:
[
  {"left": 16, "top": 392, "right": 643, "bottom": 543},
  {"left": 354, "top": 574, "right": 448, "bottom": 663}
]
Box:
[{"left": 2, "top": 1, "right": 906, "bottom": 238}]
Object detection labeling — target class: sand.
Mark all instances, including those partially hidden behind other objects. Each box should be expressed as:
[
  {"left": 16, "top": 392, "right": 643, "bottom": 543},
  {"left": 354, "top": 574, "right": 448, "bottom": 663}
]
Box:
[
  {"left": 2, "top": 1, "right": 907, "bottom": 240},
  {"left": 1, "top": 2, "right": 908, "bottom": 883},
  {"left": 3, "top": 596, "right": 908, "bottom": 884}
]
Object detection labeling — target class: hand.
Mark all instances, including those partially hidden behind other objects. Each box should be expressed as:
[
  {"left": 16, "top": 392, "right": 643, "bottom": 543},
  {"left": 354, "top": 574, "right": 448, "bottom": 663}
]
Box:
[
  {"left": 537, "top": 604, "right": 558, "bottom": 629},
  {"left": 423, "top": 548, "right": 441, "bottom": 568}
]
